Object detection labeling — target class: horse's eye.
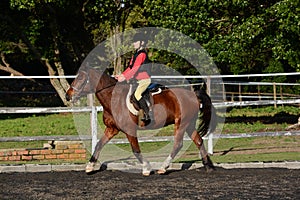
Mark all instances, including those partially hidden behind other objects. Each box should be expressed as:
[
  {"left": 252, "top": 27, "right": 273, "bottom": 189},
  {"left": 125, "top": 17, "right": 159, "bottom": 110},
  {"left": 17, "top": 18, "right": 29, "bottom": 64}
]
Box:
[{"left": 78, "top": 75, "right": 84, "bottom": 80}]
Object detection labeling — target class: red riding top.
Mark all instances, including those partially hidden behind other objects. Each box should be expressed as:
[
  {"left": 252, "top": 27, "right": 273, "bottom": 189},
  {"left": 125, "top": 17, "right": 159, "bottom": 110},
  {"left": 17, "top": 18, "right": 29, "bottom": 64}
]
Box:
[{"left": 122, "top": 51, "right": 150, "bottom": 80}]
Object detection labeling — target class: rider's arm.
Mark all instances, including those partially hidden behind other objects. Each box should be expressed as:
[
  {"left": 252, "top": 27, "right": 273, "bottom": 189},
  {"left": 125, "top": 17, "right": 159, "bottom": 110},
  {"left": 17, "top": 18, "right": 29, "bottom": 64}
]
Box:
[{"left": 122, "top": 52, "right": 146, "bottom": 80}]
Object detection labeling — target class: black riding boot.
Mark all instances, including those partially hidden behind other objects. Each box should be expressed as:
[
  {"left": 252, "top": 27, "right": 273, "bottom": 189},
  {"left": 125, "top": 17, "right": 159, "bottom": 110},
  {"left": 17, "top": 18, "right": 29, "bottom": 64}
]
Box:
[{"left": 138, "top": 98, "right": 151, "bottom": 125}]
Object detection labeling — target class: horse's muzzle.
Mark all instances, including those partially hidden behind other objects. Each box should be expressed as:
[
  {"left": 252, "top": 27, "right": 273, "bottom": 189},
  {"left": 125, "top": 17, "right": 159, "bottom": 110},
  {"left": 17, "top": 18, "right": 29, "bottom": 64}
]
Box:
[
  {"left": 65, "top": 93, "right": 71, "bottom": 101},
  {"left": 65, "top": 88, "right": 73, "bottom": 101}
]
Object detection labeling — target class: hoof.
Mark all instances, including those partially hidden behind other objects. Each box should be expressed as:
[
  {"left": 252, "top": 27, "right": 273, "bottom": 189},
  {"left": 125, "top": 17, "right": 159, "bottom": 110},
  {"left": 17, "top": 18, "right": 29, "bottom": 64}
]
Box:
[
  {"left": 203, "top": 156, "right": 215, "bottom": 173},
  {"left": 157, "top": 168, "right": 167, "bottom": 175},
  {"left": 85, "top": 162, "right": 95, "bottom": 173},
  {"left": 203, "top": 163, "right": 215, "bottom": 173},
  {"left": 205, "top": 166, "right": 215, "bottom": 173},
  {"left": 142, "top": 161, "right": 152, "bottom": 176},
  {"left": 142, "top": 171, "right": 151, "bottom": 176}
]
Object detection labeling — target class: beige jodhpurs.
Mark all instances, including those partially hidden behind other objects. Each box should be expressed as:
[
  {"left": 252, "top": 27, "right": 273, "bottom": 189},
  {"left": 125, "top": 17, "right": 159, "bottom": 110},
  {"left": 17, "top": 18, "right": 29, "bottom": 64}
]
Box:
[{"left": 134, "top": 78, "right": 151, "bottom": 101}]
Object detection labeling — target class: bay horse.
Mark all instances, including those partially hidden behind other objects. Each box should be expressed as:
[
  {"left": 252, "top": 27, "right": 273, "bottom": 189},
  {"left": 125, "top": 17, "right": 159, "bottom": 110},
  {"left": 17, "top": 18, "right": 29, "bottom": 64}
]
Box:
[{"left": 66, "top": 65, "right": 216, "bottom": 176}]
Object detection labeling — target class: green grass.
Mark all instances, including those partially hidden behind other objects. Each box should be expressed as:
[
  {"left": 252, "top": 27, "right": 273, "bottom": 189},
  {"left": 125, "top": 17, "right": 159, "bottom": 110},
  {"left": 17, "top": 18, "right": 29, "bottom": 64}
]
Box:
[
  {"left": 0, "top": 114, "right": 77, "bottom": 137},
  {"left": 220, "top": 105, "right": 299, "bottom": 134},
  {"left": 224, "top": 105, "right": 299, "bottom": 117},
  {"left": 176, "top": 135, "right": 300, "bottom": 163},
  {"left": 0, "top": 141, "right": 45, "bottom": 149},
  {"left": 221, "top": 122, "right": 289, "bottom": 134}
]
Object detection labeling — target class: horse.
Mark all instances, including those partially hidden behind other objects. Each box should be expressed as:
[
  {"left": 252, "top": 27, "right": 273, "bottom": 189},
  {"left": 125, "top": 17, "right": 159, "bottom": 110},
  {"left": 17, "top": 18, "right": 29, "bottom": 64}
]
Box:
[{"left": 66, "top": 65, "right": 217, "bottom": 176}]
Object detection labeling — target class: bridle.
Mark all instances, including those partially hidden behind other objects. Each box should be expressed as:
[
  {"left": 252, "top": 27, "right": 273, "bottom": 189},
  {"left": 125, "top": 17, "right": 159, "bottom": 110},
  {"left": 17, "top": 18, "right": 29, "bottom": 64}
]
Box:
[
  {"left": 71, "top": 69, "right": 116, "bottom": 95},
  {"left": 70, "top": 70, "right": 90, "bottom": 94}
]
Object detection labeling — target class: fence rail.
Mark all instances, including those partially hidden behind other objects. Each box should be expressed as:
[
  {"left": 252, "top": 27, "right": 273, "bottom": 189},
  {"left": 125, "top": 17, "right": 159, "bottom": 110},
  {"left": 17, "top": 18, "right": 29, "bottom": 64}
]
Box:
[
  {"left": 213, "top": 99, "right": 300, "bottom": 108},
  {"left": 0, "top": 106, "right": 103, "bottom": 114},
  {"left": 1, "top": 98, "right": 299, "bottom": 114},
  {"left": 1, "top": 73, "right": 299, "bottom": 105},
  {"left": 1, "top": 131, "right": 299, "bottom": 143},
  {"left": 1, "top": 72, "right": 299, "bottom": 79}
]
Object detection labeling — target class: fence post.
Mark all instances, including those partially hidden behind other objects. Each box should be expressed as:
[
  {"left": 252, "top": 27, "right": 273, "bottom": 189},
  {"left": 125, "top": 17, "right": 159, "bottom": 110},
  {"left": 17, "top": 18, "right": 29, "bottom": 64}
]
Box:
[
  {"left": 222, "top": 83, "right": 226, "bottom": 101},
  {"left": 88, "top": 94, "right": 98, "bottom": 154},
  {"left": 280, "top": 85, "right": 284, "bottom": 107},
  {"left": 273, "top": 82, "right": 277, "bottom": 108},
  {"left": 258, "top": 84, "right": 261, "bottom": 101},
  {"left": 206, "top": 76, "right": 211, "bottom": 96},
  {"left": 207, "top": 132, "right": 213, "bottom": 155},
  {"left": 239, "top": 83, "right": 242, "bottom": 102},
  {"left": 206, "top": 76, "right": 213, "bottom": 155}
]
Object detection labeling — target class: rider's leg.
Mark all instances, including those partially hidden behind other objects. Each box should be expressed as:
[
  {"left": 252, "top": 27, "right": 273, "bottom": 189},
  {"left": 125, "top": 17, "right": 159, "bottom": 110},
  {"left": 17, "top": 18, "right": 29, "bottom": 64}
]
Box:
[
  {"left": 134, "top": 78, "right": 151, "bottom": 123},
  {"left": 138, "top": 97, "right": 150, "bottom": 122}
]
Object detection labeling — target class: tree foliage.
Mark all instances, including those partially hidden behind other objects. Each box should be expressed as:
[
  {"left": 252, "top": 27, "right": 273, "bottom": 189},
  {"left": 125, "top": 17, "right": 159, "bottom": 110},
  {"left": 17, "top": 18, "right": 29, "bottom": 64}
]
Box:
[
  {"left": 145, "top": 0, "right": 300, "bottom": 75},
  {"left": 0, "top": 0, "right": 299, "bottom": 106}
]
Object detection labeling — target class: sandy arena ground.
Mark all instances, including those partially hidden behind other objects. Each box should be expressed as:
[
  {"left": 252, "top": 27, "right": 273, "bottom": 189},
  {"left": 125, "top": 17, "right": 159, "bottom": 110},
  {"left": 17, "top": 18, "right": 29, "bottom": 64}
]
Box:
[{"left": 0, "top": 167, "right": 299, "bottom": 199}]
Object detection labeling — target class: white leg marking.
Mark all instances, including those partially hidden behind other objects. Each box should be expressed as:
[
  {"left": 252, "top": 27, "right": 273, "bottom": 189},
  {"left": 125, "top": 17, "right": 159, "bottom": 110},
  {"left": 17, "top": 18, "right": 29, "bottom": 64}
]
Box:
[
  {"left": 157, "top": 155, "right": 172, "bottom": 174},
  {"left": 85, "top": 162, "right": 95, "bottom": 173},
  {"left": 142, "top": 161, "right": 152, "bottom": 176}
]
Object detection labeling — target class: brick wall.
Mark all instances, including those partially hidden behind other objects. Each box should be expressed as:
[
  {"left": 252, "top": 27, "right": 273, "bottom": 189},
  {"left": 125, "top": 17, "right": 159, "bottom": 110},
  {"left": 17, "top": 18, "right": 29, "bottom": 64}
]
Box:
[{"left": 0, "top": 141, "right": 86, "bottom": 162}]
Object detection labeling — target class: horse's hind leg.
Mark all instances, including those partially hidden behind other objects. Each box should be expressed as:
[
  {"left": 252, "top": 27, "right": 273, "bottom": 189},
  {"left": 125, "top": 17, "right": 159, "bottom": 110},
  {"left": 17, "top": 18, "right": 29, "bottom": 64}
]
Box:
[
  {"left": 126, "top": 133, "right": 151, "bottom": 176},
  {"left": 187, "top": 128, "right": 215, "bottom": 172},
  {"left": 86, "top": 127, "right": 118, "bottom": 173}
]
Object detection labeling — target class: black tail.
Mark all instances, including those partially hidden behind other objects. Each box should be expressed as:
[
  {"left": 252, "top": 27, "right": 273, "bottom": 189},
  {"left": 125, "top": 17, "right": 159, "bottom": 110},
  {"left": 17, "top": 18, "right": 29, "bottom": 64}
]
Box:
[{"left": 194, "top": 83, "right": 217, "bottom": 137}]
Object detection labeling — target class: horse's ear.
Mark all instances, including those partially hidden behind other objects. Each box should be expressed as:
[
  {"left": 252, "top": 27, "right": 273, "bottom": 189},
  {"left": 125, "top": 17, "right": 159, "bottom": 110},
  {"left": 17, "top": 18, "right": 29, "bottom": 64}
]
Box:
[
  {"left": 105, "top": 68, "right": 114, "bottom": 75},
  {"left": 193, "top": 82, "right": 206, "bottom": 92},
  {"left": 103, "top": 69, "right": 109, "bottom": 74},
  {"left": 201, "top": 82, "right": 207, "bottom": 91}
]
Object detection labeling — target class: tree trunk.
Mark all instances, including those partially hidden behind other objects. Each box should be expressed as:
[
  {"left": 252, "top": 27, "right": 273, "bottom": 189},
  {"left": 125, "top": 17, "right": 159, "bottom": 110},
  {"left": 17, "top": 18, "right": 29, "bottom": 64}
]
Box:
[
  {"left": 42, "top": 58, "right": 71, "bottom": 107},
  {"left": 0, "top": 53, "right": 23, "bottom": 76}
]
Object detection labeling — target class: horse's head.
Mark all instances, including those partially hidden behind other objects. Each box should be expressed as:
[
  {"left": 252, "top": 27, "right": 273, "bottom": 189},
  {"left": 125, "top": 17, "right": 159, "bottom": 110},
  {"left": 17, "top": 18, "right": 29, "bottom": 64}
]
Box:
[
  {"left": 66, "top": 65, "right": 117, "bottom": 102},
  {"left": 66, "top": 66, "right": 99, "bottom": 102}
]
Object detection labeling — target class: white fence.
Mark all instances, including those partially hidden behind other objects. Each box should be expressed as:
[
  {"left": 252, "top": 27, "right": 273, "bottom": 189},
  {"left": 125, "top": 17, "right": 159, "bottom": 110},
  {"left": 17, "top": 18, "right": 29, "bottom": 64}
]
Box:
[{"left": 1, "top": 72, "right": 300, "bottom": 154}]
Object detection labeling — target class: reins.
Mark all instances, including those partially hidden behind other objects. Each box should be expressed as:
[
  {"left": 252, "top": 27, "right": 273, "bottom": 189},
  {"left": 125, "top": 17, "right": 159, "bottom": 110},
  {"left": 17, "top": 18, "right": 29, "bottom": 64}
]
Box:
[{"left": 95, "top": 83, "right": 116, "bottom": 94}]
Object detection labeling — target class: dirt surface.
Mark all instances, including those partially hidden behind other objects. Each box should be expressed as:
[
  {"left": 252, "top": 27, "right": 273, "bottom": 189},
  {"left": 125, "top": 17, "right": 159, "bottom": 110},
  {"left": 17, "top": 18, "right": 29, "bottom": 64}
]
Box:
[{"left": 0, "top": 167, "right": 299, "bottom": 200}]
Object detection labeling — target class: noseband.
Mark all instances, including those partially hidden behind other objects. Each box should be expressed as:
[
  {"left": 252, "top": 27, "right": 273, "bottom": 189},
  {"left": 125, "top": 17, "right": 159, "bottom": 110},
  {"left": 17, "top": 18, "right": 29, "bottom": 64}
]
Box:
[
  {"left": 71, "top": 70, "right": 90, "bottom": 93},
  {"left": 71, "top": 70, "right": 117, "bottom": 96}
]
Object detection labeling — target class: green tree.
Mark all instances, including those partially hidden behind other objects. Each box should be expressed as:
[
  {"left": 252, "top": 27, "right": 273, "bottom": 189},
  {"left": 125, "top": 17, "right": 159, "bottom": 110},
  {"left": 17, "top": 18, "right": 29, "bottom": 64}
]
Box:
[
  {"left": 1, "top": 0, "right": 97, "bottom": 105},
  {"left": 89, "top": 0, "right": 147, "bottom": 74},
  {"left": 1, "top": 0, "right": 147, "bottom": 97},
  {"left": 208, "top": 0, "right": 300, "bottom": 74},
  {"left": 144, "top": 0, "right": 300, "bottom": 75},
  {"left": 144, "top": 0, "right": 214, "bottom": 74},
  {"left": 2, "top": 0, "right": 299, "bottom": 106}
]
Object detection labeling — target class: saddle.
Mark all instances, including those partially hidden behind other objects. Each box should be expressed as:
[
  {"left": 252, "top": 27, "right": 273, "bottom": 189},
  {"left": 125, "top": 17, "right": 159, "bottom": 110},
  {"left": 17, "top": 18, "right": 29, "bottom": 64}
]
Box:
[
  {"left": 128, "top": 83, "right": 166, "bottom": 114},
  {"left": 145, "top": 83, "right": 166, "bottom": 98}
]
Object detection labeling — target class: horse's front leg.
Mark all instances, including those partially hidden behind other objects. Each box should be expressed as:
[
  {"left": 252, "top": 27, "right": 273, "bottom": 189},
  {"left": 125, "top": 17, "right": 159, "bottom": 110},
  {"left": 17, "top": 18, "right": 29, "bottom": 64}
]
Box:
[
  {"left": 126, "top": 133, "right": 151, "bottom": 176},
  {"left": 86, "top": 127, "right": 118, "bottom": 173}
]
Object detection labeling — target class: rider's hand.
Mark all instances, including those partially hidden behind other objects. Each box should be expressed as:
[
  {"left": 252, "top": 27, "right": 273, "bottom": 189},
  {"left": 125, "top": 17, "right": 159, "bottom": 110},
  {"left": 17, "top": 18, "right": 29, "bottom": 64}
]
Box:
[{"left": 116, "top": 74, "right": 126, "bottom": 82}]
